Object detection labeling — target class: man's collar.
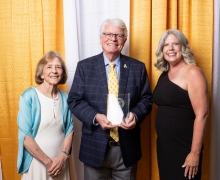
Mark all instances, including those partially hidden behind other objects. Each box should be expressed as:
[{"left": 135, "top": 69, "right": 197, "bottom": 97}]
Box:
[{"left": 103, "top": 53, "right": 120, "bottom": 66}]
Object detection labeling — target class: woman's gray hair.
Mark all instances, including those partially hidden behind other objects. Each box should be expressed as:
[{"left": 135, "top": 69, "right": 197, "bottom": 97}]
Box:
[
  {"left": 100, "top": 18, "right": 128, "bottom": 38},
  {"left": 154, "top": 29, "right": 196, "bottom": 72}
]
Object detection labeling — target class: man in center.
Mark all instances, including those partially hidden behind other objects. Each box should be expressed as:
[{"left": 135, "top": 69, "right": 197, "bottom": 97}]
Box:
[{"left": 67, "top": 18, "right": 152, "bottom": 180}]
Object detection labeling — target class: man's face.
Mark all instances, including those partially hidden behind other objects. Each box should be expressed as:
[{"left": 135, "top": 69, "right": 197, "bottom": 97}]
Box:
[{"left": 100, "top": 23, "right": 126, "bottom": 58}]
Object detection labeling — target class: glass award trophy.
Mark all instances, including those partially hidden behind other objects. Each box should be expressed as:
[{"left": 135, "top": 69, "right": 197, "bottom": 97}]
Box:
[{"left": 107, "top": 93, "right": 130, "bottom": 125}]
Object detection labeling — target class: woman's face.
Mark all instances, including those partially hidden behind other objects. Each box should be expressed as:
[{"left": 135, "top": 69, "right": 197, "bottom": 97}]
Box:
[
  {"left": 162, "top": 34, "right": 183, "bottom": 65},
  {"left": 41, "top": 57, "right": 63, "bottom": 86}
]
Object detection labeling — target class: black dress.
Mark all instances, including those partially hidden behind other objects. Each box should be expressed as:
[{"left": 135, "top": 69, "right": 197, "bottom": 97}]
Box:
[{"left": 153, "top": 72, "right": 202, "bottom": 180}]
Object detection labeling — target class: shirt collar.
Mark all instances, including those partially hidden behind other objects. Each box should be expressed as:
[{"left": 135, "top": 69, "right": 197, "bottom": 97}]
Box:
[{"left": 103, "top": 53, "right": 120, "bottom": 67}]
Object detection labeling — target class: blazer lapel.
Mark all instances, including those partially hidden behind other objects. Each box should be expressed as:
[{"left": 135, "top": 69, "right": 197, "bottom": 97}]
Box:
[
  {"left": 119, "top": 55, "right": 129, "bottom": 95},
  {"left": 94, "top": 53, "right": 129, "bottom": 103},
  {"left": 95, "top": 53, "right": 108, "bottom": 96}
]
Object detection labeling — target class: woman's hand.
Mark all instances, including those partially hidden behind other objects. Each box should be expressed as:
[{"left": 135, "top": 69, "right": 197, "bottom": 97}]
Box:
[
  {"left": 182, "top": 152, "right": 200, "bottom": 179},
  {"left": 47, "top": 153, "right": 67, "bottom": 178}
]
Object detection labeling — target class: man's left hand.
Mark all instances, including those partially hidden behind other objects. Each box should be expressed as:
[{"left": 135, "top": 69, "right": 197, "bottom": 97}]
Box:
[{"left": 120, "top": 112, "right": 136, "bottom": 130}]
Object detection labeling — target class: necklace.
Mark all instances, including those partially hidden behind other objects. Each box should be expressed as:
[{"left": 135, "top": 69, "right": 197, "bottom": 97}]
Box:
[{"left": 42, "top": 83, "right": 57, "bottom": 99}]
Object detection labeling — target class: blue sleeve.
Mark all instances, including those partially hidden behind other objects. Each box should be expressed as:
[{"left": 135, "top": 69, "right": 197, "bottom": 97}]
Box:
[
  {"left": 17, "top": 95, "right": 34, "bottom": 173},
  {"left": 17, "top": 88, "right": 41, "bottom": 173},
  {"left": 60, "top": 90, "right": 74, "bottom": 137}
]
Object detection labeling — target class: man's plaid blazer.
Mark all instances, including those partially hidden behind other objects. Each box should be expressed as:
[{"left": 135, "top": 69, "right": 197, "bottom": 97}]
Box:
[{"left": 67, "top": 52, "right": 153, "bottom": 168}]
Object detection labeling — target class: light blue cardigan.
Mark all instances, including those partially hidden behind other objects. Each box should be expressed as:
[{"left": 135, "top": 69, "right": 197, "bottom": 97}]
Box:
[{"left": 17, "top": 87, "right": 74, "bottom": 173}]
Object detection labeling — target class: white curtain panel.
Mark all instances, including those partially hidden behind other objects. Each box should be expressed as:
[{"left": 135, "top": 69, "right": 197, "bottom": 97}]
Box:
[
  {"left": 63, "top": 1, "right": 130, "bottom": 179},
  {"left": 211, "top": 0, "right": 220, "bottom": 179}
]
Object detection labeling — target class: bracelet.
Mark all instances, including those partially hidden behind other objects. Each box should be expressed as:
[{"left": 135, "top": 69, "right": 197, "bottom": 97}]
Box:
[{"left": 62, "top": 150, "right": 70, "bottom": 158}]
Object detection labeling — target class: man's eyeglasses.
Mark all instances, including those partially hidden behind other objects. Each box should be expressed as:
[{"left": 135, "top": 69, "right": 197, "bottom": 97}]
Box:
[{"left": 102, "top": 33, "right": 125, "bottom": 39}]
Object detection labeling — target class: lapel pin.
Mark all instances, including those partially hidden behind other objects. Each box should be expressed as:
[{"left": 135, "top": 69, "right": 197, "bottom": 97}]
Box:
[{"left": 124, "top": 64, "right": 127, "bottom": 68}]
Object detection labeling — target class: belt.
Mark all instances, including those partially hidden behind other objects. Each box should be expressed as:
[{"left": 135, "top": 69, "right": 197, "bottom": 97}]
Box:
[{"left": 108, "top": 139, "right": 120, "bottom": 146}]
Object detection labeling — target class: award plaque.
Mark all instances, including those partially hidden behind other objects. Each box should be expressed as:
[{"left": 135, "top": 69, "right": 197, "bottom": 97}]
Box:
[{"left": 107, "top": 93, "right": 130, "bottom": 125}]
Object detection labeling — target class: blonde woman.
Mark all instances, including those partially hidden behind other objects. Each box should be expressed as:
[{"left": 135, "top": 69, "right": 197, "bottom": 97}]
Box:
[{"left": 153, "top": 29, "right": 208, "bottom": 180}]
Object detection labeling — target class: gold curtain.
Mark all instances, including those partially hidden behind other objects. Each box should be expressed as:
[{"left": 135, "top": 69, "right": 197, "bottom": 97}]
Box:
[
  {"left": 130, "top": 0, "right": 213, "bottom": 180},
  {"left": 0, "top": 0, "right": 65, "bottom": 179}
]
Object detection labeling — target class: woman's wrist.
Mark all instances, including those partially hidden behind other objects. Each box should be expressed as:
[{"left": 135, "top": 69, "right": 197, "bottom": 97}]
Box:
[
  {"left": 45, "top": 157, "right": 53, "bottom": 168},
  {"left": 62, "top": 150, "right": 70, "bottom": 158},
  {"left": 190, "top": 150, "right": 200, "bottom": 156}
]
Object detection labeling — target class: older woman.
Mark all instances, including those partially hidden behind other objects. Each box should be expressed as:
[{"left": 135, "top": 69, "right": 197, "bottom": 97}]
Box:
[
  {"left": 153, "top": 29, "right": 208, "bottom": 180},
  {"left": 17, "top": 51, "right": 74, "bottom": 180}
]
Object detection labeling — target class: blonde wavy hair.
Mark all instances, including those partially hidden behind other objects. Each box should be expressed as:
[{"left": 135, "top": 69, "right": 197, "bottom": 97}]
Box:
[{"left": 154, "top": 29, "right": 196, "bottom": 72}]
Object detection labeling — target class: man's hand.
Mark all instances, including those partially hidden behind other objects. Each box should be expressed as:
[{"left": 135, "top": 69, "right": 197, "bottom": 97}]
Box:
[
  {"left": 120, "top": 112, "right": 136, "bottom": 130},
  {"left": 95, "top": 114, "right": 118, "bottom": 130}
]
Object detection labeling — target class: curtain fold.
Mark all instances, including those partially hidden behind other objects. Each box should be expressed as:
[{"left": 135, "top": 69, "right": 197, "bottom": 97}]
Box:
[
  {"left": 211, "top": 0, "right": 220, "bottom": 179},
  {"left": 63, "top": 0, "right": 80, "bottom": 92},
  {"left": 130, "top": 1, "right": 152, "bottom": 179},
  {"left": 63, "top": 1, "right": 81, "bottom": 179},
  {"left": 0, "top": 155, "right": 2, "bottom": 180}
]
